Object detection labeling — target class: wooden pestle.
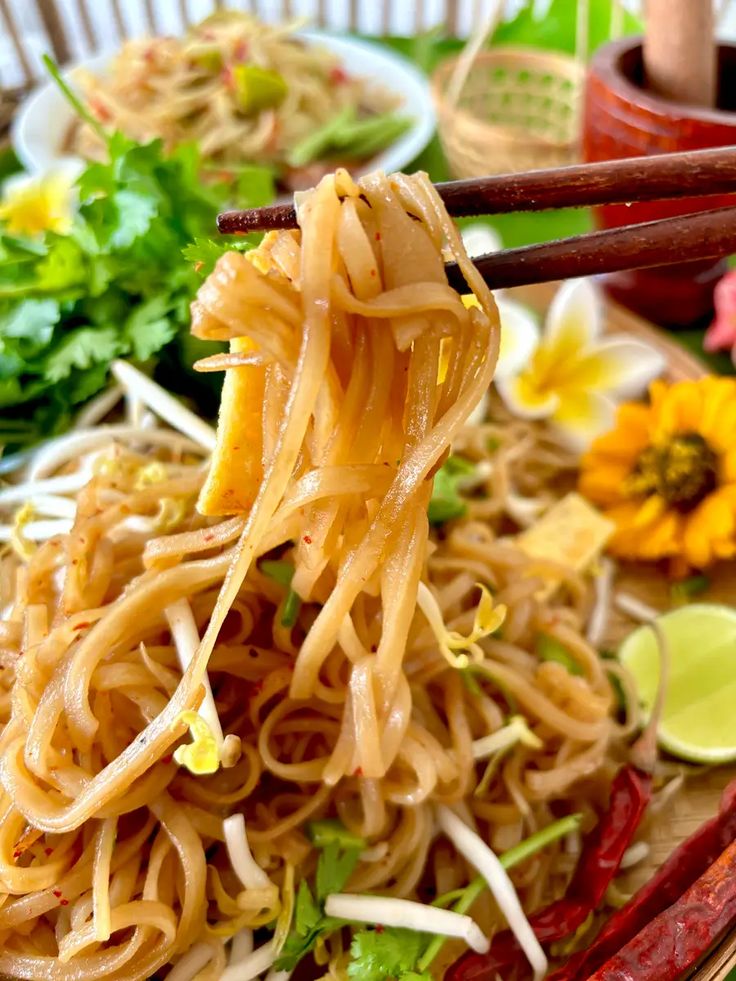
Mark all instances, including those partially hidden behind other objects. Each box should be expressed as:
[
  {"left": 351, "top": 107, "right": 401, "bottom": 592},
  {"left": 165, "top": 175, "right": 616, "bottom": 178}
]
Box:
[{"left": 643, "top": 0, "right": 717, "bottom": 108}]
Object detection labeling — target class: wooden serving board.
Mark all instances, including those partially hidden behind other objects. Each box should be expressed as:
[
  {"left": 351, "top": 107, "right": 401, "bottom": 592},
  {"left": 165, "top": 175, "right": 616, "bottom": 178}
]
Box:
[{"left": 513, "top": 284, "right": 736, "bottom": 981}]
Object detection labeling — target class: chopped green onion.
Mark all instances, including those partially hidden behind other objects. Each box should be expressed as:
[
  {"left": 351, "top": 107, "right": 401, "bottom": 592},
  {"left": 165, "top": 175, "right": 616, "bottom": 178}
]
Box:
[
  {"left": 260, "top": 558, "right": 294, "bottom": 587},
  {"left": 418, "top": 813, "right": 581, "bottom": 971},
  {"left": 536, "top": 633, "right": 582, "bottom": 676},
  {"left": 670, "top": 574, "right": 710, "bottom": 603},
  {"left": 260, "top": 558, "right": 301, "bottom": 628},
  {"left": 281, "top": 588, "right": 301, "bottom": 628},
  {"left": 428, "top": 454, "right": 476, "bottom": 525},
  {"left": 308, "top": 819, "right": 366, "bottom": 851}
]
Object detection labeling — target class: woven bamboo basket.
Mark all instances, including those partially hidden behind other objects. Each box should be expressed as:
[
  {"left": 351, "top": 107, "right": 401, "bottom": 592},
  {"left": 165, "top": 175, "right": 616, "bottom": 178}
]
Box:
[{"left": 433, "top": 46, "right": 585, "bottom": 177}]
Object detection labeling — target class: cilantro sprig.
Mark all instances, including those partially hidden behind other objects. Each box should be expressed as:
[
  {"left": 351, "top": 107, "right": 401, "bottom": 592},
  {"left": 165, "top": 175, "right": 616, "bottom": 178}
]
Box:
[
  {"left": 275, "top": 819, "right": 366, "bottom": 971},
  {"left": 348, "top": 813, "right": 581, "bottom": 980},
  {"left": 349, "top": 929, "right": 432, "bottom": 981},
  {"left": 0, "top": 60, "right": 274, "bottom": 453}
]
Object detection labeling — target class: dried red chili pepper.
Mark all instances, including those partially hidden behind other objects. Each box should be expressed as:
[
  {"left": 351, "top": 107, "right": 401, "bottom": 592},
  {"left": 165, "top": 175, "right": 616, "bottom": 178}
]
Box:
[
  {"left": 588, "top": 831, "right": 736, "bottom": 981},
  {"left": 445, "top": 766, "right": 652, "bottom": 981},
  {"left": 548, "top": 776, "right": 736, "bottom": 981}
]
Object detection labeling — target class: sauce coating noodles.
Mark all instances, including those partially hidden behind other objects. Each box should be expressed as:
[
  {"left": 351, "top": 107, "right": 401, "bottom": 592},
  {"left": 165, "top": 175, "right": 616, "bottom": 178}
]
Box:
[{"left": 0, "top": 171, "right": 623, "bottom": 980}]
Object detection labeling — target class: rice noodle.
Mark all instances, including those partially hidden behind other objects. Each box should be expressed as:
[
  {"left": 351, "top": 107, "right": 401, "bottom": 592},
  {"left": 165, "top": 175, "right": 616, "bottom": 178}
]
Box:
[{"left": 0, "top": 169, "right": 633, "bottom": 981}]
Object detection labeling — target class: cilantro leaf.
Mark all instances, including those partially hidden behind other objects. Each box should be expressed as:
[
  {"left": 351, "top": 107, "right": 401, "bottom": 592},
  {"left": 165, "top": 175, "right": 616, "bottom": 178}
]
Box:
[
  {"left": 110, "top": 189, "right": 159, "bottom": 249},
  {"left": 295, "top": 880, "right": 322, "bottom": 937},
  {"left": 35, "top": 239, "right": 87, "bottom": 293},
  {"left": 275, "top": 820, "right": 364, "bottom": 972},
  {"left": 428, "top": 454, "right": 476, "bottom": 525},
  {"left": 316, "top": 840, "right": 360, "bottom": 904},
  {"left": 349, "top": 928, "right": 429, "bottom": 981},
  {"left": 276, "top": 915, "right": 346, "bottom": 972},
  {"left": 183, "top": 235, "right": 260, "bottom": 278},
  {"left": 0, "top": 60, "right": 275, "bottom": 455},
  {"left": 44, "top": 327, "right": 121, "bottom": 383},
  {"left": 123, "top": 296, "right": 177, "bottom": 361},
  {"left": 0, "top": 299, "right": 60, "bottom": 355}
]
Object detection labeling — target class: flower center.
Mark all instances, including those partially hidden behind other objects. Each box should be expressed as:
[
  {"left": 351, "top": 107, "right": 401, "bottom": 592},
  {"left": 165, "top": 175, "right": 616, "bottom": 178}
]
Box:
[{"left": 626, "top": 432, "right": 719, "bottom": 510}]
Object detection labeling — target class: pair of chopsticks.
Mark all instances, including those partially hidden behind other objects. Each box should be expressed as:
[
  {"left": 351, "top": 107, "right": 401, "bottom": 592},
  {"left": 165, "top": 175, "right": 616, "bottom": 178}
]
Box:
[{"left": 217, "top": 146, "right": 736, "bottom": 292}]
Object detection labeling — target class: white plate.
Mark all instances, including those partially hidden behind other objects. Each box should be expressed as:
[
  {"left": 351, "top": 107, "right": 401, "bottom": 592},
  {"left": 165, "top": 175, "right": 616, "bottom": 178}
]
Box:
[{"left": 11, "top": 31, "right": 436, "bottom": 178}]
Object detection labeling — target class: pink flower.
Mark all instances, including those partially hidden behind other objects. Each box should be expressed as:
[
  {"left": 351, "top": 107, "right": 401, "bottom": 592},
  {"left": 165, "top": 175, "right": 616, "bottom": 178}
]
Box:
[{"left": 705, "top": 270, "right": 736, "bottom": 354}]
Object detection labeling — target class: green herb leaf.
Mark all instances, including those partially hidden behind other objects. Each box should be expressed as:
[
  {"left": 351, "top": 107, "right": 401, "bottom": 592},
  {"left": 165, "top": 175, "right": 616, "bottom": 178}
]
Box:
[
  {"left": 275, "top": 820, "right": 362, "bottom": 972},
  {"left": 349, "top": 928, "right": 429, "bottom": 981},
  {"left": 0, "top": 59, "right": 276, "bottom": 454},
  {"left": 316, "top": 840, "right": 360, "bottom": 904},
  {"left": 536, "top": 633, "right": 582, "bottom": 675},
  {"left": 295, "top": 880, "right": 322, "bottom": 937},
  {"left": 123, "top": 296, "right": 177, "bottom": 361},
  {"left": 108, "top": 189, "right": 159, "bottom": 250},
  {"left": 182, "top": 236, "right": 259, "bottom": 278},
  {"left": 0, "top": 299, "right": 60, "bottom": 356},
  {"left": 277, "top": 915, "right": 345, "bottom": 971},
  {"left": 44, "top": 326, "right": 121, "bottom": 383},
  {"left": 428, "top": 454, "right": 476, "bottom": 525}
]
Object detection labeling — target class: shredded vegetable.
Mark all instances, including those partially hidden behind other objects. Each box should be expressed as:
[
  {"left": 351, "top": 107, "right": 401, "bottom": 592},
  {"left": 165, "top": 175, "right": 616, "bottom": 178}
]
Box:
[{"left": 436, "top": 806, "right": 548, "bottom": 981}]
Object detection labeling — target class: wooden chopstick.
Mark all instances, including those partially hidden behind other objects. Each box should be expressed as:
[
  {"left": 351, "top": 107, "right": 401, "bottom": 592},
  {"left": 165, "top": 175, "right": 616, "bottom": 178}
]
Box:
[
  {"left": 443, "top": 205, "right": 736, "bottom": 292},
  {"left": 217, "top": 146, "right": 736, "bottom": 234}
]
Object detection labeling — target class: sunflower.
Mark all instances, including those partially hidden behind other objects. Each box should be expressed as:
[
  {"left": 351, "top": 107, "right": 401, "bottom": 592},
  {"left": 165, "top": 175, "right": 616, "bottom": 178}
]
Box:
[{"left": 579, "top": 377, "right": 736, "bottom": 570}]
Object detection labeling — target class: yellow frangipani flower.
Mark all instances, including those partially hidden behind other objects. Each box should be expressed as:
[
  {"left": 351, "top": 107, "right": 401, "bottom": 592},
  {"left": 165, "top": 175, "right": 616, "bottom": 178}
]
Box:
[
  {"left": 496, "top": 279, "right": 665, "bottom": 451},
  {"left": 461, "top": 292, "right": 539, "bottom": 381},
  {"left": 0, "top": 170, "right": 76, "bottom": 237},
  {"left": 580, "top": 377, "right": 736, "bottom": 570}
]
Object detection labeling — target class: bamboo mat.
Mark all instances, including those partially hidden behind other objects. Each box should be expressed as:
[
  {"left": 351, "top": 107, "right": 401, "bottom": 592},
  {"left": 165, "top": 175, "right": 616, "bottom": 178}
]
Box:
[{"left": 514, "top": 283, "right": 736, "bottom": 981}]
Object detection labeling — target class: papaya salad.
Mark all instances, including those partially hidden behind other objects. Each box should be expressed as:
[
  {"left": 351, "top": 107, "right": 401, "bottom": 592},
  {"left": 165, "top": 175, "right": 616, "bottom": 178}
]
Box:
[{"left": 67, "top": 13, "right": 411, "bottom": 192}]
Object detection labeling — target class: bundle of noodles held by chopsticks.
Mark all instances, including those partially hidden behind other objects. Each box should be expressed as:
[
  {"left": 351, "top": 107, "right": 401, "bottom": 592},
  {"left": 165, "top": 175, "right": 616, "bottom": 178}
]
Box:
[{"left": 0, "top": 170, "right": 631, "bottom": 981}]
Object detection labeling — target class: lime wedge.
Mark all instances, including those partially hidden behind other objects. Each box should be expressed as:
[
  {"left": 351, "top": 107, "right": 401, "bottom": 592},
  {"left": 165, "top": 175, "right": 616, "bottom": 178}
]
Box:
[{"left": 619, "top": 603, "right": 736, "bottom": 764}]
